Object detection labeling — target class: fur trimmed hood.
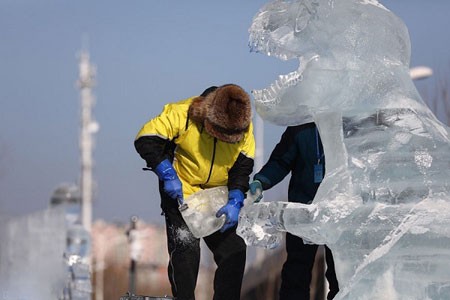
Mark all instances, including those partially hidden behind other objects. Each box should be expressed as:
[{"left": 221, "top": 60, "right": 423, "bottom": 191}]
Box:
[{"left": 188, "top": 84, "right": 251, "bottom": 143}]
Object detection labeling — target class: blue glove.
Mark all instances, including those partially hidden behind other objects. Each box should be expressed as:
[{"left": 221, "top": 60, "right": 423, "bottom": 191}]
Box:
[
  {"left": 249, "top": 180, "right": 263, "bottom": 203},
  {"left": 216, "top": 189, "right": 244, "bottom": 232},
  {"left": 154, "top": 159, "right": 183, "bottom": 201}
]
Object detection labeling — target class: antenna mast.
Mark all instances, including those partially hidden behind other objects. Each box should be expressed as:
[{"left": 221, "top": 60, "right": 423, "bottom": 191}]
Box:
[{"left": 77, "top": 48, "right": 98, "bottom": 232}]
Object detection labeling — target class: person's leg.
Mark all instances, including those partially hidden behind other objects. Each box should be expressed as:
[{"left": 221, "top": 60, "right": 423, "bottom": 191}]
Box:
[
  {"left": 279, "top": 233, "right": 319, "bottom": 300},
  {"left": 204, "top": 227, "right": 246, "bottom": 300},
  {"left": 164, "top": 207, "right": 201, "bottom": 300},
  {"left": 324, "top": 245, "right": 339, "bottom": 300}
]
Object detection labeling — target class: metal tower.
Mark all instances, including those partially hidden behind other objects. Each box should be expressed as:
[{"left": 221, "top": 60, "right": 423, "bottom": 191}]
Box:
[{"left": 77, "top": 49, "right": 98, "bottom": 233}]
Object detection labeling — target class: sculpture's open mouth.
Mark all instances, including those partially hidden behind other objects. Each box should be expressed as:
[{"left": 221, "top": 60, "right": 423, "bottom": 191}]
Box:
[
  {"left": 251, "top": 49, "right": 319, "bottom": 107},
  {"left": 252, "top": 69, "right": 301, "bottom": 106}
]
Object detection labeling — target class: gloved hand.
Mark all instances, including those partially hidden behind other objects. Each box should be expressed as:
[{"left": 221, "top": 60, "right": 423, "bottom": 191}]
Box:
[
  {"left": 154, "top": 159, "right": 183, "bottom": 201},
  {"left": 216, "top": 189, "right": 244, "bottom": 232},
  {"left": 249, "top": 180, "right": 263, "bottom": 203}
]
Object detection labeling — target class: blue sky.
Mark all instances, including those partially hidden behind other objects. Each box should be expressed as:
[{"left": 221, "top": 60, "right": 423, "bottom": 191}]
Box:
[{"left": 1, "top": 0, "right": 449, "bottom": 224}]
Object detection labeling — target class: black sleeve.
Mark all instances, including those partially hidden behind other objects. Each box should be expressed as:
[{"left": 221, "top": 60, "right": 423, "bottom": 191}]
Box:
[
  {"left": 134, "top": 136, "right": 176, "bottom": 169},
  {"left": 228, "top": 152, "right": 254, "bottom": 194}
]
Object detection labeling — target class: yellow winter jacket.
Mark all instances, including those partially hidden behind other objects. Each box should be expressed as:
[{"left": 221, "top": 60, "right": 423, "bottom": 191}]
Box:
[{"left": 135, "top": 97, "right": 255, "bottom": 198}]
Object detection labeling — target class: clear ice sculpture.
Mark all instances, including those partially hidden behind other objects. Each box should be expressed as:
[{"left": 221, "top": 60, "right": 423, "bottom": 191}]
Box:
[
  {"left": 50, "top": 183, "right": 92, "bottom": 300},
  {"left": 238, "top": 0, "right": 450, "bottom": 299},
  {"left": 0, "top": 203, "right": 92, "bottom": 300},
  {"left": 0, "top": 208, "right": 67, "bottom": 299},
  {"left": 63, "top": 223, "right": 92, "bottom": 300},
  {"left": 181, "top": 186, "right": 228, "bottom": 238}
]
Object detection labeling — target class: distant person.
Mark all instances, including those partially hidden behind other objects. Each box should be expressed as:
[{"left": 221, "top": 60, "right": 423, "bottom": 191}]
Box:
[
  {"left": 249, "top": 123, "right": 339, "bottom": 300},
  {"left": 134, "top": 84, "right": 255, "bottom": 300}
]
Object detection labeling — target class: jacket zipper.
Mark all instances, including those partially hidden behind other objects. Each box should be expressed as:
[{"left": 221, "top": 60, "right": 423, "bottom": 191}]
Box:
[{"left": 203, "top": 137, "right": 217, "bottom": 186}]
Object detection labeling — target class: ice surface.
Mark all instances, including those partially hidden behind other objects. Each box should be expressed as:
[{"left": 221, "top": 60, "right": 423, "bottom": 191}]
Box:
[
  {"left": 0, "top": 208, "right": 66, "bottom": 299},
  {"left": 50, "top": 184, "right": 92, "bottom": 299},
  {"left": 0, "top": 206, "right": 92, "bottom": 300},
  {"left": 181, "top": 186, "right": 227, "bottom": 238},
  {"left": 63, "top": 223, "right": 92, "bottom": 300},
  {"left": 238, "top": 0, "right": 450, "bottom": 299}
]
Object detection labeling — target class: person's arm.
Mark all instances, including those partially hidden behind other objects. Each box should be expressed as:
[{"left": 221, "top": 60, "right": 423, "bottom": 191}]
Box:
[
  {"left": 134, "top": 102, "right": 185, "bottom": 167},
  {"left": 227, "top": 122, "right": 256, "bottom": 193},
  {"left": 227, "top": 152, "right": 254, "bottom": 193},
  {"left": 134, "top": 102, "right": 185, "bottom": 200},
  {"left": 217, "top": 154, "right": 254, "bottom": 232},
  {"left": 217, "top": 124, "right": 255, "bottom": 232},
  {"left": 134, "top": 135, "right": 172, "bottom": 169},
  {"left": 255, "top": 126, "right": 299, "bottom": 189}
]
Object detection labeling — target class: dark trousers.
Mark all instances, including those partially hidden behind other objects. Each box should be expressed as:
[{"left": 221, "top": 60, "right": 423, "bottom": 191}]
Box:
[
  {"left": 279, "top": 233, "right": 339, "bottom": 300},
  {"left": 163, "top": 206, "right": 246, "bottom": 300}
]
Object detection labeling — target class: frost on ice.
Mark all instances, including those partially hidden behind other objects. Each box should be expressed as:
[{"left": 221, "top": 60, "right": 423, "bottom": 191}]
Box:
[
  {"left": 238, "top": 0, "right": 450, "bottom": 299},
  {"left": 0, "top": 208, "right": 67, "bottom": 299},
  {"left": 181, "top": 186, "right": 227, "bottom": 238},
  {"left": 0, "top": 191, "right": 92, "bottom": 299}
]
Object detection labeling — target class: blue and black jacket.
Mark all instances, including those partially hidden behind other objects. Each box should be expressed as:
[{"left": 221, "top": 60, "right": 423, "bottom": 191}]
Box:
[{"left": 254, "top": 122, "right": 324, "bottom": 204}]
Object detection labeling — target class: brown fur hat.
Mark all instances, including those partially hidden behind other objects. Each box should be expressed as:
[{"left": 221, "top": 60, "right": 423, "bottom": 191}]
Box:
[{"left": 188, "top": 84, "right": 251, "bottom": 143}]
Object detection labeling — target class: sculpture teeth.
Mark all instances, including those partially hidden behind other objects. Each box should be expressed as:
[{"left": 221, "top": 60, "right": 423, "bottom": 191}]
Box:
[
  {"left": 253, "top": 69, "right": 302, "bottom": 106},
  {"left": 252, "top": 88, "right": 275, "bottom": 105},
  {"left": 278, "top": 70, "right": 301, "bottom": 87},
  {"left": 256, "top": 54, "right": 318, "bottom": 101}
]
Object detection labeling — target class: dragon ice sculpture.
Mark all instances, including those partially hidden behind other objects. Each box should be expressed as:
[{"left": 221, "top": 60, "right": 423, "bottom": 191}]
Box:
[{"left": 238, "top": 0, "right": 450, "bottom": 299}]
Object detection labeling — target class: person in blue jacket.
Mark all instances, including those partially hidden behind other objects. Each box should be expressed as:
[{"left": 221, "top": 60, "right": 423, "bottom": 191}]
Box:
[{"left": 249, "top": 122, "right": 339, "bottom": 300}]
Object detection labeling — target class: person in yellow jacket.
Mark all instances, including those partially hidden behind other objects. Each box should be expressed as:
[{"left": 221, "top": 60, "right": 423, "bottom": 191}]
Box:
[{"left": 135, "top": 84, "right": 255, "bottom": 300}]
